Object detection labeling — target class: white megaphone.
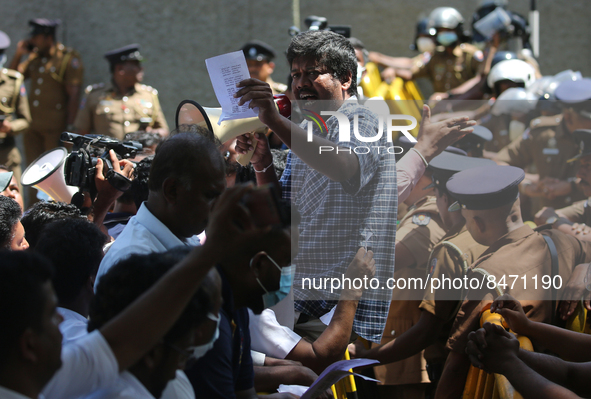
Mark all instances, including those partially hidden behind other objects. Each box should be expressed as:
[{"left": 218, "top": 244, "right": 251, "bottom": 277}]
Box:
[
  {"left": 21, "top": 147, "right": 79, "bottom": 203},
  {"left": 175, "top": 95, "right": 291, "bottom": 166}
]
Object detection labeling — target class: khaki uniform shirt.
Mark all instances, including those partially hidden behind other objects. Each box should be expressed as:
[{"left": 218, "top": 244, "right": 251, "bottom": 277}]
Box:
[
  {"left": 557, "top": 198, "right": 591, "bottom": 225},
  {"left": 374, "top": 196, "right": 446, "bottom": 385},
  {"left": 411, "top": 43, "right": 484, "bottom": 93},
  {"left": 0, "top": 68, "right": 31, "bottom": 174},
  {"left": 496, "top": 115, "right": 584, "bottom": 208},
  {"left": 19, "top": 43, "right": 83, "bottom": 131},
  {"left": 74, "top": 82, "right": 168, "bottom": 140},
  {"left": 419, "top": 222, "right": 488, "bottom": 364},
  {"left": 446, "top": 225, "right": 591, "bottom": 354},
  {"left": 480, "top": 112, "right": 512, "bottom": 153},
  {"left": 0, "top": 68, "right": 30, "bottom": 136}
]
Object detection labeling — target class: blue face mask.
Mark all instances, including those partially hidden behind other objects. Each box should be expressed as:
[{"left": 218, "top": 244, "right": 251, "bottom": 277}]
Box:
[
  {"left": 437, "top": 31, "right": 458, "bottom": 47},
  {"left": 252, "top": 253, "right": 295, "bottom": 309}
]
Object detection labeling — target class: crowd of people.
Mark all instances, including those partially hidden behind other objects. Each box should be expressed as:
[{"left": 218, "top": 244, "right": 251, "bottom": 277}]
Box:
[{"left": 1, "top": 2, "right": 591, "bottom": 399}]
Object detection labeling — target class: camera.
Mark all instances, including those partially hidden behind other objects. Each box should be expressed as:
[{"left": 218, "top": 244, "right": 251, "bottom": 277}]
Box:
[
  {"left": 288, "top": 15, "right": 351, "bottom": 38},
  {"left": 61, "top": 132, "right": 142, "bottom": 196}
]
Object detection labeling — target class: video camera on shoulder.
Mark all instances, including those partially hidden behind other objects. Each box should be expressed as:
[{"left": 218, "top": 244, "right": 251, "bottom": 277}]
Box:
[
  {"left": 288, "top": 15, "right": 351, "bottom": 38},
  {"left": 61, "top": 132, "right": 142, "bottom": 196}
]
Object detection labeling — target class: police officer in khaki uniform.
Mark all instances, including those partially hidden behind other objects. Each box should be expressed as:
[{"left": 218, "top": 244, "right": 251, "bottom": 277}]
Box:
[
  {"left": 241, "top": 40, "right": 287, "bottom": 95},
  {"left": 496, "top": 79, "right": 591, "bottom": 210},
  {"left": 534, "top": 130, "right": 591, "bottom": 241},
  {"left": 453, "top": 125, "right": 492, "bottom": 158},
  {"left": 9, "top": 19, "right": 83, "bottom": 205},
  {"left": 240, "top": 41, "right": 285, "bottom": 149},
  {"left": 74, "top": 44, "right": 168, "bottom": 140},
  {"left": 437, "top": 165, "right": 591, "bottom": 398},
  {"left": 400, "top": 8, "right": 484, "bottom": 95},
  {"left": 372, "top": 151, "right": 448, "bottom": 399},
  {"left": 0, "top": 31, "right": 31, "bottom": 189},
  {"left": 349, "top": 152, "right": 493, "bottom": 396}
]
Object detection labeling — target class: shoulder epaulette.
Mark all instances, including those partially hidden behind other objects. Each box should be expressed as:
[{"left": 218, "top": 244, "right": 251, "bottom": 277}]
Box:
[
  {"left": 85, "top": 82, "right": 105, "bottom": 94},
  {"left": 140, "top": 84, "right": 158, "bottom": 95}
]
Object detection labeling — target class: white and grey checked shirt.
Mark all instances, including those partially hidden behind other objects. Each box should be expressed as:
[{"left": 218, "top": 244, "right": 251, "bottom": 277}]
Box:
[{"left": 282, "top": 98, "right": 398, "bottom": 343}]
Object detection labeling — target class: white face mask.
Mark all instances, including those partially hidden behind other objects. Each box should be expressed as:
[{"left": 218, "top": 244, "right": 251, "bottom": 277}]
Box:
[
  {"left": 509, "top": 120, "right": 526, "bottom": 141},
  {"left": 192, "top": 312, "right": 221, "bottom": 360},
  {"left": 416, "top": 37, "right": 436, "bottom": 54},
  {"left": 0, "top": 54, "right": 6, "bottom": 69}
]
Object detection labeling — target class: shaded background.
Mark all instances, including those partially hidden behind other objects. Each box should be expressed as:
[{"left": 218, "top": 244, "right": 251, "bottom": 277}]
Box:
[{"left": 2, "top": 0, "right": 589, "bottom": 128}]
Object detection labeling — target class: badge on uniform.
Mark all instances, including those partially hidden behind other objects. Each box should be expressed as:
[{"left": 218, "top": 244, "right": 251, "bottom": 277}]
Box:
[
  {"left": 412, "top": 213, "right": 431, "bottom": 226},
  {"left": 71, "top": 58, "right": 80, "bottom": 69},
  {"left": 428, "top": 258, "right": 437, "bottom": 278},
  {"left": 20, "top": 84, "right": 26, "bottom": 97}
]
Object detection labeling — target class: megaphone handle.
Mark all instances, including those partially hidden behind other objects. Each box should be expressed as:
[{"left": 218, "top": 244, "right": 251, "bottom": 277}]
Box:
[{"left": 236, "top": 133, "right": 259, "bottom": 167}]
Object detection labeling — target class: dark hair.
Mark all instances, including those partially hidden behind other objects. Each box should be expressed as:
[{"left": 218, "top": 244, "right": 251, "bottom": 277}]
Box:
[
  {"left": 0, "top": 251, "right": 54, "bottom": 368},
  {"left": 21, "top": 201, "right": 84, "bottom": 249},
  {"left": 35, "top": 219, "right": 107, "bottom": 304},
  {"left": 148, "top": 132, "right": 224, "bottom": 192},
  {"left": 348, "top": 37, "right": 369, "bottom": 65},
  {"left": 0, "top": 196, "right": 23, "bottom": 249},
  {"left": 286, "top": 30, "right": 357, "bottom": 96},
  {"left": 172, "top": 124, "right": 221, "bottom": 146},
  {"left": 88, "top": 247, "right": 212, "bottom": 344},
  {"left": 130, "top": 155, "right": 153, "bottom": 210}
]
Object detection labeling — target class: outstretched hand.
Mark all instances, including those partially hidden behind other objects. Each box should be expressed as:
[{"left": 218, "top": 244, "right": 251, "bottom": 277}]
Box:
[
  {"left": 490, "top": 294, "right": 530, "bottom": 335},
  {"left": 347, "top": 339, "right": 369, "bottom": 359},
  {"left": 235, "top": 131, "right": 273, "bottom": 169},
  {"left": 559, "top": 263, "right": 591, "bottom": 320},
  {"left": 414, "top": 104, "right": 476, "bottom": 163},
  {"left": 235, "top": 78, "right": 282, "bottom": 127},
  {"left": 466, "top": 322, "right": 520, "bottom": 374}
]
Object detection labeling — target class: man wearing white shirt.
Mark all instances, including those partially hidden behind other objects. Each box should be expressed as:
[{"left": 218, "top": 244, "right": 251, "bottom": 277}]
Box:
[
  {"left": 0, "top": 183, "right": 272, "bottom": 399},
  {"left": 84, "top": 249, "right": 222, "bottom": 399},
  {"left": 96, "top": 132, "right": 226, "bottom": 285},
  {"left": 34, "top": 218, "right": 107, "bottom": 345}
]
